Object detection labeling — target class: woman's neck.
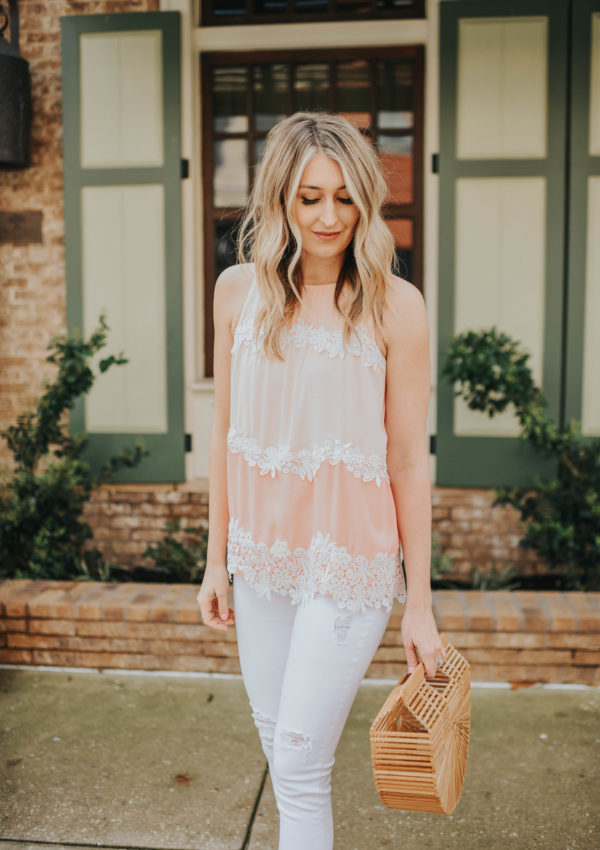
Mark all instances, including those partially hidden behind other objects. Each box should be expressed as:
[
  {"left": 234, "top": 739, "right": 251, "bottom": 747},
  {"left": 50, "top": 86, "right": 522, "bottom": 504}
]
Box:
[{"left": 301, "top": 254, "right": 344, "bottom": 287}]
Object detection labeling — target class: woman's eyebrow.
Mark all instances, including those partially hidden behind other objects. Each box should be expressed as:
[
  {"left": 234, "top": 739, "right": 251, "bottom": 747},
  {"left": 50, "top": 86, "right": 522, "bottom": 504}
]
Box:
[{"left": 299, "top": 184, "right": 347, "bottom": 190}]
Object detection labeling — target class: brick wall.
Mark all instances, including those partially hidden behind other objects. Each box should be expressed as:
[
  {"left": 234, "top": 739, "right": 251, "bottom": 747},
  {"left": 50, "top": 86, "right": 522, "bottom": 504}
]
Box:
[
  {"left": 80, "top": 482, "right": 546, "bottom": 581},
  {"left": 0, "top": 580, "right": 598, "bottom": 685},
  {"left": 431, "top": 486, "right": 544, "bottom": 578},
  {"left": 82, "top": 482, "right": 210, "bottom": 568}
]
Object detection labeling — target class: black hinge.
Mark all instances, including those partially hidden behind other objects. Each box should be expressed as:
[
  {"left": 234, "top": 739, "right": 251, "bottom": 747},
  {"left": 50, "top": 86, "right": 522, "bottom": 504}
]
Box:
[
  {"left": 181, "top": 158, "right": 190, "bottom": 179},
  {"left": 431, "top": 152, "right": 439, "bottom": 174},
  {"left": 184, "top": 433, "right": 192, "bottom": 452},
  {"left": 429, "top": 434, "right": 436, "bottom": 455}
]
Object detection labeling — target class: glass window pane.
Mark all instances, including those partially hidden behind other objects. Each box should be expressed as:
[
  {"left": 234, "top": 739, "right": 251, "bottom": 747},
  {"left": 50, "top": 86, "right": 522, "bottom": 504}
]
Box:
[
  {"left": 254, "top": 138, "right": 266, "bottom": 165},
  {"left": 377, "top": 134, "right": 413, "bottom": 204},
  {"left": 206, "top": 0, "right": 421, "bottom": 22},
  {"left": 214, "top": 139, "right": 248, "bottom": 207},
  {"left": 376, "top": 0, "right": 415, "bottom": 8},
  {"left": 335, "top": 0, "right": 372, "bottom": 14},
  {"left": 294, "top": 63, "right": 331, "bottom": 111},
  {"left": 215, "top": 220, "right": 239, "bottom": 280},
  {"left": 386, "top": 218, "right": 413, "bottom": 282},
  {"left": 254, "top": 64, "right": 289, "bottom": 131},
  {"left": 255, "top": 0, "right": 287, "bottom": 11},
  {"left": 211, "top": 0, "right": 246, "bottom": 17},
  {"left": 213, "top": 66, "right": 248, "bottom": 133},
  {"left": 295, "top": 0, "right": 328, "bottom": 12},
  {"left": 336, "top": 60, "right": 371, "bottom": 130},
  {"left": 377, "top": 60, "right": 414, "bottom": 130}
]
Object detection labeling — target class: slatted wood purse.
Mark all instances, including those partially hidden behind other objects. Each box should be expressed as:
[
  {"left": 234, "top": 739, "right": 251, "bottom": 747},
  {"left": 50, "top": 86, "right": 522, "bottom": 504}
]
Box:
[{"left": 369, "top": 632, "right": 471, "bottom": 814}]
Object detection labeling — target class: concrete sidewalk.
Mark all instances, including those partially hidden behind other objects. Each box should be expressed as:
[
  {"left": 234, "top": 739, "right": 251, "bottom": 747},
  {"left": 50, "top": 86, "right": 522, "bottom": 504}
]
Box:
[{"left": 0, "top": 666, "right": 598, "bottom": 850}]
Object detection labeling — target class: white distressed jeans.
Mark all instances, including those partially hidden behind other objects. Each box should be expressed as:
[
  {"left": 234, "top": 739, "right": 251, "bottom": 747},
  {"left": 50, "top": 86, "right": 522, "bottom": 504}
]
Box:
[{"left": 232, "top": 571, "right": 392, "bottom": 850}]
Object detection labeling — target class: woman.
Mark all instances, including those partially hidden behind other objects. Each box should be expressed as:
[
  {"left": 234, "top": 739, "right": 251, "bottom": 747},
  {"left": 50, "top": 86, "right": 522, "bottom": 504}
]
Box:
[{"left": 197, "top": 111, "right": 445, "bottom": 850}]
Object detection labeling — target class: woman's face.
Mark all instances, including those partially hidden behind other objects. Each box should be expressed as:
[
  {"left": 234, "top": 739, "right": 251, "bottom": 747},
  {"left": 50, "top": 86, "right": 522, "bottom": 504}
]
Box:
[{"left": 292, "top": 153, "right": 359, "bottom": 265}]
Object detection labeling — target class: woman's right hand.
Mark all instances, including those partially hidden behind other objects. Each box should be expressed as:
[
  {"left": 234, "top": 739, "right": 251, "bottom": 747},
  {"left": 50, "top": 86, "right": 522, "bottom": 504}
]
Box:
[{"left": 197, "top": 566, "right": 235, "bottom": 631}]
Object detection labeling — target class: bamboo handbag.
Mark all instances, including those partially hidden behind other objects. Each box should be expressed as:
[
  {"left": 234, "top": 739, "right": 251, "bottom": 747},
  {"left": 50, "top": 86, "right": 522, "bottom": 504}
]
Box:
[{"left": 369, "top": 632, "right": 471, "bottom": 814}]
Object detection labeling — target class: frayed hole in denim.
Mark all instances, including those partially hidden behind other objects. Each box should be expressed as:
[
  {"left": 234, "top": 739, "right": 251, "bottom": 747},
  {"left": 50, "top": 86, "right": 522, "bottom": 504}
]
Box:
[
  {"left": 276, "top": 727, "right": 313, "bottom": 753},
  {"left": 333, "top": 613, "right": 353, "bottom": 645},
  {"left": 251, "top": 705, "right": 276, "bottom": 732}
]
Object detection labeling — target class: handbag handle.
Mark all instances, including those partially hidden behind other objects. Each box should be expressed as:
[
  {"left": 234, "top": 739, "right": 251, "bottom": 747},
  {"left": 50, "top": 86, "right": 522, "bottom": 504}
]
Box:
[
  {"left": 398, "top": 632, "right": 452, "bottom": 696},
  {"left": 389, "top": 633, "right": 458, "bottom": 730}
]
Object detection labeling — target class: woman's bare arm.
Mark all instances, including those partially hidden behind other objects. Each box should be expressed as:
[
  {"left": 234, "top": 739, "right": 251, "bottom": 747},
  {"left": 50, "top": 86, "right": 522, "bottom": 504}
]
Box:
[
  {"left": 197, "top": 264, "right": 252, "bottom": 630},
  {"left": 205, "top": 268, "right": 235, "bottom": 572},
  {"left": 382, "top": 276, "right": 444, "bottom": 676}
]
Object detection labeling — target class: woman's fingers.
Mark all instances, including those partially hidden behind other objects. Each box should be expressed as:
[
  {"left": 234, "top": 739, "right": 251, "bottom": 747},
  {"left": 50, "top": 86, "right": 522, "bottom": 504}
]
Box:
[
  {"left": 405, "top": 639, "right": 447, "bottom": 678},
  {"left": 216, "top": 589, "right": 231, "bottom": 622},
  {"left": 402, "top": 608, "right": 446, "bottom": 678},
  {"left": 421, "top": 640, "right": 447, "bottom": 678},
  {"left": 197, "top": 584, "right": 235, "bottom": 631},
  {"left": 405, "top": 639, "right": 420, "bottom": 674},
  {"left": 203, "top": 604, "right": 228, "bottom": 631}
]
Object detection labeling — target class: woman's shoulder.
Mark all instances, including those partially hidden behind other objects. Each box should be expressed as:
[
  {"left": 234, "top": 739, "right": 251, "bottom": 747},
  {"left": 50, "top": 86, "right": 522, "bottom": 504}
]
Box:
[
  {"left": 214, "top": 263, "right": 256, "bottom": 333},
  {"left": 215, "top": 262, "right": 256, "bottom": 295},
  {"left": 381, "top": 274, "right": 428, "bottom": 349},
  {"left": 383, "top": 274, "right": 426, "bottom": 323},
  {"left": 384, "top": 273, "right": 423, "bottom": 305}
]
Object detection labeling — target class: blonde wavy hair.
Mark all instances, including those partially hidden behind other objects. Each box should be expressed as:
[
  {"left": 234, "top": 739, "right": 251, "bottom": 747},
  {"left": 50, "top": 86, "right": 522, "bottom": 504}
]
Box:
[{"left": 236, "top": 111, "right": 398, "bottom": 360}]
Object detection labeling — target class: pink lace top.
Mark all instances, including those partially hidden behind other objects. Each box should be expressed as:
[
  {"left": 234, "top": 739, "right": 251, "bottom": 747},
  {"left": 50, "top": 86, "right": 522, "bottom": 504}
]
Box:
[{"left": 226, "top": 274, "right": 406, "bottom": 613}]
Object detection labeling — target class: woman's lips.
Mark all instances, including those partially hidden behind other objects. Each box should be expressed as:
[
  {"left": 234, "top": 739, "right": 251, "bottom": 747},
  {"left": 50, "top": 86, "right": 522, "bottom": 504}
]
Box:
[{"left": 314, "top": 231, "right": 342, "bottom": 240}]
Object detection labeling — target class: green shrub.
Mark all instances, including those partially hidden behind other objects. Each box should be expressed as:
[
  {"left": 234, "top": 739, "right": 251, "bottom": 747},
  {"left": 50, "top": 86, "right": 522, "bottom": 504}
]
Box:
[
  {"left": 0, "top": 313, "right": 149, "bottom": 581},
  {"left": 430, "top": 533, "right": 454, "bottom": 582},
  {"left": 442, "top": 327, "right": 600, "bottom": 591},
  {"left": 142, "top": 516, "right": 208, "bottom": 583},
  {"left": 468, "top": 562, "right": 522, "bottom": 591},
  {"left": 430, "top": 530, "right": 522, "bottom": 590}
]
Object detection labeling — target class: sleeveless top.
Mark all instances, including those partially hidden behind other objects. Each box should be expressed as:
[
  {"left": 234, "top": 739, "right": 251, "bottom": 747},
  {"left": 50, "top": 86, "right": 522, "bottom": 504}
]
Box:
[{"left": 226, "top": 274, "right": 407, "bottom": 614}]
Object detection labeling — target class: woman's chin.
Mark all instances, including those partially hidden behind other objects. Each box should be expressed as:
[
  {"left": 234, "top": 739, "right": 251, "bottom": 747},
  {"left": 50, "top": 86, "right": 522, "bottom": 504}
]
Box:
[{"left": 304, "top": 240, "right": 350, "bottom": 260}]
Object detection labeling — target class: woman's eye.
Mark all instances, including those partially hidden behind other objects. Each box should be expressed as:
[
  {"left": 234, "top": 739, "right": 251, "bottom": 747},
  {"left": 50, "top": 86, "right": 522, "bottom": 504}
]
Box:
[{"left": 299, "top": 195, "right": 353, "bottom": 205}]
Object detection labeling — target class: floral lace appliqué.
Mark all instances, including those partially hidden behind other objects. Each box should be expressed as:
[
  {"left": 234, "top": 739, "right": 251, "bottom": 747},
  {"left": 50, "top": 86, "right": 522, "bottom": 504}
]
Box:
[
  {"left": 227, "top": 517, "right": 406, "bottom": 614},
  {"left": 231, "top": 316, "right": 386, "bottom": 371},
  {"left": 227, "top": 425, "right": 390, "bottom": 486}
]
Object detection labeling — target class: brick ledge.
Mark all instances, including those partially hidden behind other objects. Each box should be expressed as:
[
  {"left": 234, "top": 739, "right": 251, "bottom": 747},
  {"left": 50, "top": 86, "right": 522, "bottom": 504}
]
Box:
[{"left": 1, "top": 580, "right": 598, "bottom": 685}]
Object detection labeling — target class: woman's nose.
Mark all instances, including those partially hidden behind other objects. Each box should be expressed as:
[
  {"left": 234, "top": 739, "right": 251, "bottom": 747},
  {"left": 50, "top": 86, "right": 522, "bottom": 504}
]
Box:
[{"left": 319, "top": 198, "right": 338, "bottom": 228}]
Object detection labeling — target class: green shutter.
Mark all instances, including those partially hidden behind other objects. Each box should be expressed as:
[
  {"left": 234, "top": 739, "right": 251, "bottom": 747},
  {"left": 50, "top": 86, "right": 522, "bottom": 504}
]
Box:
[
  {"left": 61, "top": 12, "right": 185, "bottom": 483},
  {"left": 437, "top": 0, "right": 568, "bottom": 487},
  {"left": 565, "top": 0, "right": 600, "bottom": 438}
]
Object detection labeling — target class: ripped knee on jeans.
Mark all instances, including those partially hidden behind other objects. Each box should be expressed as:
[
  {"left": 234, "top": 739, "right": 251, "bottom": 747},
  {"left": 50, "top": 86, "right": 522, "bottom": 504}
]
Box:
[
  {"left": 251, "top": 705, "right": 276, "bottom": 733},
  {"left": 333, "top": 613, "right": 353, "bottom": 645},
  {"left": 275, "top": 727, "right": 313, "bottom": 754}
]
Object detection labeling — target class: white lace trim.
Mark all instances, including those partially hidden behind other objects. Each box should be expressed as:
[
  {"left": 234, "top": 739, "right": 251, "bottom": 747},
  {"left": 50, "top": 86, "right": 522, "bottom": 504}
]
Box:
[
  {"left": 226, "top": 517, "right": 406, "bottom": 614},
  {"left": 231, "top": 316, "right": 386, "bottom": 371},
  {"left": 227, "top": 425, "right": 390, "bottom": 486}
]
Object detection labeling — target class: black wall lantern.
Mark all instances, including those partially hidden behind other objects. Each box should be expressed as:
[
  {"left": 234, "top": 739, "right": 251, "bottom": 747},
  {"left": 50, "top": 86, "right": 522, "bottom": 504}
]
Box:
[{"left": 0, "top": 0, "right": 31, "bottom": 169}]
